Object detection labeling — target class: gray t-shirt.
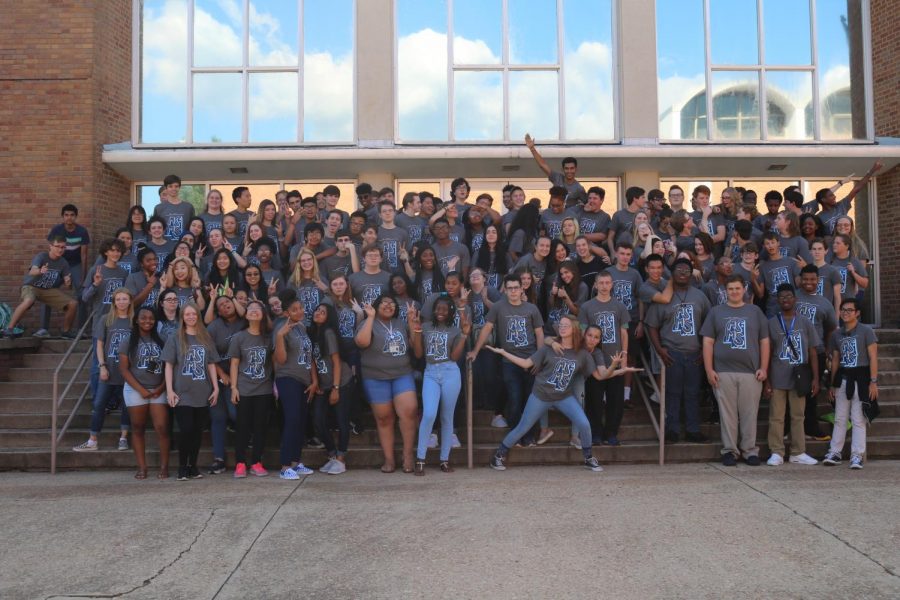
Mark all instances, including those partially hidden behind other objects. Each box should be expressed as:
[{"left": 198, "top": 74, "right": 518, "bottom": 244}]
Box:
[
  {"left": 469, "top": 286, "right": 503, "bottom": 327},
  {"left": 93, "top": 316, "right": 132, "bottom": 386},
  {"left": 813, "top": 264, "right": 842, "bottom": 304},
  {"left": 507, "top": 229, "right": 533, "bottom": 257},
  {"left": 348, "top": 270, "right": 391, "bottom": 305},
  {"left": 82, "top": 265, "right": 129, "bottom": 316},
  {"left": 357, "top": 318, "right": 412, "bottom": 380},
  {"left": 610, "top": 209, "right": 641, "bottom": 241},
  {"left": 199, "top": 211, "right": 225, "bottom": 236},
  {"left": 227, "top": 209, "right": 253, "bottom": 239},
  {"left": 377, "top": 226, "right": 409, "bottom": 271},
  {"left": 794, "top": 291, "right": 837, "bottom": 351},
  {"left": 432, "top": 240, "right": 471, "bottom": 276},
  {"left": 125, "top": 271, "right": 159, "bottom": 309},
  {"left": 323, "top": 297, "right": 359, "bottom": 348},
  {"left": 529, "top": 346, "right": 596, "bottom": 402},
  {"left": 690, "top": 210, "right": 726, "bottom": 239},
  {"left": 160, "top": 334, "right": 221, "bottom": 406},
  {"left": 701, "top": 280, "right": 728, "bottom": 307},
  {"left": 207, "top": 317, "right": 246, "bottom": 370},
  {"left": 514, "top": 254, "right": 548, "bottom": 287},
  {"left": 422, "top": 322, "right": 463, "bottom": 365},
  {"left": 577, "top": 297, "right": 630, "bottom": 361},
  {"left": 540, "top": 209, "right": 567, "bottom": 239},
  {"left": 645, "top": 287, "right": 711, "bottom": 354},
  {"left": 120, "top": 334, "right": 165, "bottom": 390},
  {"left": 700, "top": 303, "right": 769, "bottom": 373},
  {"left": 767, "top": 314, "right": 820, "bottom": 390},
  {"left": 639, "top": 278, "right": 668, "bottom": 305},
  {"left": 319, "top": 253, "right": 353, "bottom": 281},
  {"left": 23, "top": 252, "right": 71, "bottom": 289},
  {"left": 313, "top": 329, "right": 352, "bottom": 389},
  {"left": 605, "top": 266, "right": 643, "bottom": 320},
  {"left": 549, "top": 171, "right": 587, "bottom": 207},
  {"left": 147, "top": 239, "right": 176, "bottom": 273},
  {"left": 154, "top": 202, "right": 195, "bottom": 241},
  {"left": 566, "top": 205, "right": 611, "bottom": 238},
  {"left": 829, "top": 256, "right": 868, "bottom": 299},
  {"left": 771, "top": 235, "right": 813, "bottom": 264},
  {"left": 227, "top": 331, "right": 273, "bottom": 397},
  {"left": 394, "top": 213, "right": 429, "bottom": 246},
  {"left": 828, "top": 323, "right": 877, "bottom": 369},
  {"left": 544, "top": 282, "right": 589, "bottom": 331},
  {"left": 294, "top": 279, "right": 326, "bottom": 327},
  {"left": 274, "top": 323, "right": 314, "bottom": 385},
  {"left": 485, "top": 299, "right": 544, "bottom": 358},
  {"left": 760, "top": 257, "right": 800, "bottom": 314}
]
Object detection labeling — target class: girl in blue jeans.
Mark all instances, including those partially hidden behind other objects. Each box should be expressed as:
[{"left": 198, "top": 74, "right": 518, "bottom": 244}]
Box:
[
  {"left": 486, "top": 316, "right": 638, "bottom": 472},
  {"left": 410, "top": 296, "right": 471, "bottom": 475}
]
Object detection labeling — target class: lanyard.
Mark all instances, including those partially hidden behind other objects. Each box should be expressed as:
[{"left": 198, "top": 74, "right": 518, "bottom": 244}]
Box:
[
  {"left": 378, "top": 319, "right": 395, "bottom": 339},
  {"left": 778, "top": 314, "right": 799, "bottom": 361}
]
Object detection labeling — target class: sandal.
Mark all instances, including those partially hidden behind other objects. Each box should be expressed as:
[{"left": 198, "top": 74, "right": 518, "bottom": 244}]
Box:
[
  {"left": 380, "top": 464, "right": 396, "bottom": 474},
  {"left": 402, "top": 461, "right": 414, "bottom": 474},
  {"left": 134, "top": 469, "right": 148, "bottom": 480},
  {"left": 157, "top": 468, "right": 169, "bottom": 480},
  {"left": 414, "top": 460, "right": 426, "bottom": 476},
  {"left": 439, "top": 461, "right": 454, "bottom": 473}
]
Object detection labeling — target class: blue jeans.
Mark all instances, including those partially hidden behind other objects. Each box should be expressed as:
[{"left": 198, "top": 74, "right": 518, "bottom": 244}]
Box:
[
  {"left": 417, "top": 362, "right": 462, "bottom": 461},
  {"left": 209, "top": 384, "right": 236, "bottom": 460},
  {"left": 500, "top": 394, "right": 592, "bottom": 459},
  {"left": 665, "top": 350, "right": 703, "bottom": 434},
  {"left": 500, "top": 358, "right": 536, "bottom": 442},
  {"left": 277, "top": 377, "right": 309, "bottom": 465},
  {"left": 89, "top": 381, "right": 128, "bottom": 435}
]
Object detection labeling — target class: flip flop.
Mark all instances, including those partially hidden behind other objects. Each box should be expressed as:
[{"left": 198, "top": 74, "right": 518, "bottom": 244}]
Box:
[
  {"left": 134, "top": 469, "right": 148, "bottom": 480},
  {"left": 380, "top": 464, "right": 396, "bottom": 473}
]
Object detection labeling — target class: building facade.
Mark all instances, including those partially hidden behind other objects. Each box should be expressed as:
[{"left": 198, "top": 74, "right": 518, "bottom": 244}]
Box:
[{"left": 1, "top": 0, "right": 898, "bottom": 326}]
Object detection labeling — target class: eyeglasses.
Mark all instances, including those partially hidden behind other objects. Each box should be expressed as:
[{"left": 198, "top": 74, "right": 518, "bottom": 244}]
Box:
[
  {"left": 163, "top": 297, "right": 178, "bottom": 303},
  {"left": 839, "top": 307, "right": 858, "bottom": 314}
]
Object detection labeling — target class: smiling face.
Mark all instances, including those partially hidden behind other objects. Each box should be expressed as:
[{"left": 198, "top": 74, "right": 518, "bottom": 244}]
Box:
[
  {"left": 434, "top": 300, "right": 450, "bottom": 324},
  {"left": 535, "top": 238, "right": 551, "bottom": 259},
  {"left": 245, "top": 301, "right": 265, "bottom": 323},
  {"left": 149, "top": 221, "right": 164, "bottom": 240},
  {"left": 137, "top": 308, "right": 156, "bottom": 333},
  {"left": 391, "top": 275, "right": 407, "bottom": 296},
  {"left": 377, "top": 298, "right": 397, "bottom": 320},
  {"left": 244, "top": 267, "right": 261, "bottom": 285},
  {"left": 554, "top": 244, "right": 569, "bottom": 262},
  {"left": 173, "top": 261, "right": 190, "bottom": 282},
  {"left": 113, "top": 291, "right": 131, "bottom": 313},
  {"left": 419, "top": 248, "right": 435, "bottom": 270},
  {"left": 485, "top": 225, "right": 499, "bottom": 244},
  {"left": 182, "top": 305, "right": 199, "bottom": 327}
]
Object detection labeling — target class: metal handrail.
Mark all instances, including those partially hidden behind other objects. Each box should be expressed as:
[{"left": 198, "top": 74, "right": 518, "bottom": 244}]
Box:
[
  {"left": 634, "top": 350, "right": 666, "bottom": 465},
  {"left": 50, "top": 314, "right": 94, "bottom": 474}
]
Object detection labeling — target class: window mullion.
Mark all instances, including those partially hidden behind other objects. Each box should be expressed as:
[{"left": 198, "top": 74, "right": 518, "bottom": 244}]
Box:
[
  {"left": 557, "top": 0, "right": 565, "bottom": 140},
  {"left": 757, "top": 0, "right": 767, "bottom": 140},
  {"left": 298, "top": 0, "right": 305, "bottom": 143},
  {"left": 502, "top": 0, "right": 509, "bottom": 141},
  {"left": 187, "top": 0, "right": 195, "bottom": 143},
  {"left": 447, "top": 0, "right": 455, "bottom": 141},
  {"left": 242, "top": 0, "right": 250, "bottom": 143},
  {"left": 703, "top": 0, "right": 712, "bottom": 140}
]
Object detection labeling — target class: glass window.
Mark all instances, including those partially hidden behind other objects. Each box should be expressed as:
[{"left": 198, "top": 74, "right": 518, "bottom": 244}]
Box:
[
  {"left": 138, "top": 184, "right": 208, "bottom": 216},
  {"left": 397, "top": 0, "right": 615, "bottom": 142},
  {"left": 138, "top": 0, "right": 354, "bottom": 144},
  {"left": 656, "top": 0, "right": 869, "bottom": 141}
]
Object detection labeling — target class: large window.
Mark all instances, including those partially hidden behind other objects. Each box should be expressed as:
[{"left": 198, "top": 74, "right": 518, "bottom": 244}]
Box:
[
  {"left": 395, "top": 0, "right": 616, "bottom": 143},
  {"left": 139, "top": 0, "right": 354, "bottom": 145},
  {"left": 656, "top": 0, "right": 870, "bottom": 141}
]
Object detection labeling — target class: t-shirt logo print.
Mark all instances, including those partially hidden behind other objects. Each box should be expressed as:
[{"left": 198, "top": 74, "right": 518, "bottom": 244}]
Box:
[
  {"left": 723, "top": 318, "right": 748, "bottom": 350},
  {"left": 107, "top": 330, "right": 129, "bottom": 359},
  {"left": 796, "top": 302, "right": 817, "bottom": 323},
  {"left": 362, "top": 284, "right": 382, "bottom": 306},
  {"left": 35, "top": 269, "right": 60, "bottom": 289},
  {"left": 338, "top": 310, "right": 355, "bottom": 338},
  {"left": 296, "top": 333, "right": 313, "bottom": 367},
  {"left": 182, "top": 346, "right": 207, "bottom": 380},
  {"left": 137, "top": 342, "right": 162, "bottom": 374},
  {"left": 298, "top": 287, "right": 320, "bottom": 324},
  {"left": 505, "top": 316, "right": 529, "bottom": 348},
  {"left": 426, "top": 331, "right": 449, "bottom": 361},
  {"left": 596, "top": 312, "right": 617, "bottom": 344},
  {"left": 771, "top": 267, "right": 790, "bottom": 289},
  {"left": 840, "top": 337, "right": 859, "bottom": 367},
  {"left": 382, "top": 330, "right": 407, "bottom": 356},
  {"left": 102, "top": 278, "right": 124, "bottom": 305},
  {"left": 313, "top": 344, "right": 327, "bottom": 374},
  {"left": 167, "top": 215, "right": 184, "bottom": 239},
  {"left": 579, "top": 218, "right": 596, "bottom": 234},
  {"left": 838, "top": 268, "right": 848, "bottom": 293},
  {"left": 382, "top": 240, "right": 399, "bottom": 268},
  {"left": 242, "top": 347, "right": 267, "bottom": 380},
  {"left": 672, "top": 304, "right": 696, "bottom": 336},
  {"left": 612, "top": 280, "right": 633, "bottom": 310},
  {"left": 546, "top": 358, "right": 577, "bottom": 392},
  {"left": 779, "top": 331, "right": 804, "bottom": 365},
  {"left": 816, "top": 276, "right": 825, "bottom": 296}
]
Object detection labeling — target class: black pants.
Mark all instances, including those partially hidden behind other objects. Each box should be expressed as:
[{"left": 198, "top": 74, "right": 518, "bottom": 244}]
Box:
[
  {"left": 313, "top": 384, "right": 352, "bottom": 455},
  {"left": 235, "top": 393, "right": 273, "bottom": 465},
  {"left": 173, "top": 405, "right": 207, "bottom": 468},
  {"left": 585, "top": 375, "right": 625, "bottom": 440}
]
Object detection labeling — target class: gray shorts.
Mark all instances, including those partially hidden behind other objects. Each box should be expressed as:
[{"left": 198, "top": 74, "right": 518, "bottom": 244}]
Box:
[{"left": 123, "top": 383, "right": 167, "bottom": 407}]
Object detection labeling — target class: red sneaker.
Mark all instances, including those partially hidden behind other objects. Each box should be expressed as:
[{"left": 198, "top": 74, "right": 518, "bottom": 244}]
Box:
[
  {"left": 250, "top": 462, "right": 269, "bottom": 477},
  {"left": 233, "top": 462, "right": 247, "bottom": 478}
]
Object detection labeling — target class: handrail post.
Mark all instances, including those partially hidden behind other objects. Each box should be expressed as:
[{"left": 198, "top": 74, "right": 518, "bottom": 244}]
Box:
[
  {"left": 659, "top": 362, "right": 666, "bottom": 466},
  {"left": 50, "top": 314, "right": 94, "bottom": 474},
  {"left": 51, "top": 374, "right": 58, "bottom": 474},
  {"left": 466, "top": 361, "right": 473, "bottom": 470}
]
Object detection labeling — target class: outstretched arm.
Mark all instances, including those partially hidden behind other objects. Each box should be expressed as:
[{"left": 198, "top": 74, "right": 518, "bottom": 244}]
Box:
[{"left": 525, "top": 134, "right": 552, "bottom": 177}]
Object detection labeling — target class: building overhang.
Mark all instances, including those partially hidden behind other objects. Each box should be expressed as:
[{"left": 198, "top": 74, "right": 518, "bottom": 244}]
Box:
[{"left": 103, "top": 140, "right": 900, "bottom": 182}]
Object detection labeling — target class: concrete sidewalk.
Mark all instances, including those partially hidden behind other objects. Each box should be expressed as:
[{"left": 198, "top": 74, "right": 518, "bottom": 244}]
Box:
[{"left": 1, "top": 462, "right": 899, "bottom": 599}]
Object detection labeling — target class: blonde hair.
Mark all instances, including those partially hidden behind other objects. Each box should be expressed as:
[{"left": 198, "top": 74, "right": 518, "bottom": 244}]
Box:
[
  {"left": 558, "top": 217, "right": 580, "bottom": 245},
  {"left": 105, "top": 287, "right": 135, "bottom": 327},
  {"left": 176, "top": 301, "right": 214, "bottom": 357},
  {"left": 169, "top": 256, "right": 198, "bottom": 288},
  {"left": 290, "top": 248, "right": 323, "bottom": 286}
]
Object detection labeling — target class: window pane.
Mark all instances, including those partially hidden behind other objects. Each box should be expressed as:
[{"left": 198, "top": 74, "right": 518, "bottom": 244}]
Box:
[
  {"left": 304, "top": 0, "right": 354, "bottom": 141},
  {"left": 564, "top": 0, "right": 615, "bottom": 140},
  {"left": 656, "top": 0, "right": 705, "bottom": 139},
  {"left": 763, "top": 0, "right": 811, "bottom": 65},
  {"left": 193, "top": 0, "right": 243, "bottom": 67},
  {"left": 397, "top": 0, "right": 448, "bottom": 140},
  {"left": 508, "top": 0, "right": 557, "bottom": 64},
  {"left": 249, "top": 0, "right": 299, "bottom": 66},
  {"left": 711, "top": 72, "right": 761, "bottom": 140},
  {"left": 453, "top": 0, "right": 501, "bottom": 64},
  {"left": 765, "top": 71, "right": 812, "bottom": 140},
  {"left": 453, "top": 71, "right": 502, "bottom": 140},
  {"left": 141, "top": 0, "right": 188, "bottom": 143},
  {"left": 249, "top": 72, "right": 298, "bottom": 142},
  {"left": 193, "top": 73, "right": 242, "bottom": 143},
  {"left": 139, "top": 184, "right": 206, "bottom": 215},
  {"left": 509, "top": 71, "right": 558, "bottom": 141},
  {"left": 709, "top": 0, "right": 758, "bottom": 65},
  {"left": 816, "top": 0, "right": 867, "bottom": 139}
]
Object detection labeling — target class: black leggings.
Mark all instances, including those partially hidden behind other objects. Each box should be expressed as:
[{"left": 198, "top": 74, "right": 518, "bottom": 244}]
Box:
[
  {"left": 235, "top": 393, "right": 273, "bottom": 465},
  {"left": 173, "top": 405, "right": 207, "bottom": 468},
  {"left": 585, "top": 375, "right": 625, "bottom": 440},
  {"left": 313, "top": 384, "right": 352, "bottom": 455}
]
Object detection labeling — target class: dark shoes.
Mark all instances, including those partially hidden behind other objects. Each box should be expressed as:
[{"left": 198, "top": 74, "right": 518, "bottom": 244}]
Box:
[
  {"left": 744, "top": 455, "right": 761, "bottom": 466},
  {"left": 685, "top": 431, "right": 709, "bottom": 443},
  {"left": 721, "top": 452, "right": 737, "bottom": 467}
]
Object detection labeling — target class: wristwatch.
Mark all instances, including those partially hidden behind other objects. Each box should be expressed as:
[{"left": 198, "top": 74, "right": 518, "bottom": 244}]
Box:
[{"left": 870, "top": 378, "right": 878, "bottom": 383}]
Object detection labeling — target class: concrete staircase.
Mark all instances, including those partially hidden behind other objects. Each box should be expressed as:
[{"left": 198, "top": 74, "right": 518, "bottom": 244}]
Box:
[{"left": 2, "top": 333, "right": 900, "bottom": 472}]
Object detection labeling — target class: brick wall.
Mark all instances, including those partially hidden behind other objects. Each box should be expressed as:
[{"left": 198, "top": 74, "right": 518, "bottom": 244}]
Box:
[
  {"left": 0, "top": 1, "right": 132, "bottom": 330},
  {"left": 871, "top": 0, "right": 900, "bottom": 326}
]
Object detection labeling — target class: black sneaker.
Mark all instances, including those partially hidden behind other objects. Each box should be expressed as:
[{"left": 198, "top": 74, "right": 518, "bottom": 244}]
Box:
[
  {"left": 721, "top": 452, "right": 737, "bottom": 467},
  {"left": 189, "top": 466, "right": 204, "bottom": 479},
  {"left": 350, "top": 421, "right": 363, "bottom": 435},
  {"left": 307, "top": 437, "right": 326, "bottom": 449},
  {"left": 744, "top": 455, "right": 761, "bottom": 466},
  {"left": 176, "top": 467, "right": 189, "bottom": 481},
  {"left": 489, "top": 453, "right": 507, "bottom": 471},
  {"left": 665, "top": 431, "right": 679, "bottom": 444},
  {"left": 207, "top": 459, "right": 226, "bottom": 475},
  {"left": 685, "top": 432, "right": 709, "bottom": 443},
  {"left": 60, "top": 330, "right": 77, "bottom": 340}
]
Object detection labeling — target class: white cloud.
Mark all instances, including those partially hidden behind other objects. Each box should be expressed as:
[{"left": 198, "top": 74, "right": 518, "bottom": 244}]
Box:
[{"left": 564, "top": 41, "right": 615, "bottom": 140}]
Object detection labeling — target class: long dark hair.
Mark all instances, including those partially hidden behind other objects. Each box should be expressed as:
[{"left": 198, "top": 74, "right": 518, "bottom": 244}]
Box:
[
  {"left": 126, "top": 205, "right": 149, "bottom": 235},
  {"left": 412, "top": 243, "right": 445, "bottom": 296},
  {"left": 307, "top": 302, "right": 339, "bottom": 354},
  {"left": 390, "top": 271, "right": 419, "bottom": 302},
  {"left": 127, "top": 307, "right": 164, "bottom": 360},
  {"left": 155, "top": 287, "right": 180, "bottom": 325},
  {"left": 430, "top": 295, "right": 457, "bottom": 327},
  {"left": 206, "top": 248, "right": 239, "bottom": 290},
  {"left": 475, "top": 223, "right": 509, "bottom": 275},
  {"left": 507, "top": 203, "right": 540, "bottom": 248}
]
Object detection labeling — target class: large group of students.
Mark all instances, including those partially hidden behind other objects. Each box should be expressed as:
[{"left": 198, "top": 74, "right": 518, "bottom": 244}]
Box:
[{"left": 1, "top": 138, "right": 884, "bottom": 478}]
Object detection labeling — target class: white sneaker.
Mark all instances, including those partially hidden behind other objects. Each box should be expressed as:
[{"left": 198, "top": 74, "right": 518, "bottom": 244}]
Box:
[
  {"left": 279, "top": 468, "right": 300, "bottom": 480},
  {"left": 570, "top": 436, "right": 582, "bottom": 450},
  {"left": 427, "top": 433, "right": 438, "bottom": 449},
  {"left": 766, "top": 453, "right": 784, "bottom": 466},
  {"left": 450, "top": 434, "right": 461, "bottom": 449},
  {"left": 328, "top": 459, "right": 347, "bottom": 475},
  {"left": 789, "top": 453, "right": 818, "bottom": 465},
  {"left": 319, "top": 459, "right": 336, "bottom": 473},
  {"left": 117, "top": 438, "right": 129, "bottom": 451},
  {"left": 73, "top": 439, "right": 98, "bottom": 452},
  {"left": 649, "top": 391, "right": 660, "bottom": 404},
  {"left": 292, "top": 463, "right": 314, "bottom": 476},
  {"left": 490, "top": 415, "right": 508, "bottom": 428},
  {"left": 32, "top": 328, "right": 50, "bottom": 338},
  {"left": 537, "top": 429, "right": 554, "bottom": 445}
]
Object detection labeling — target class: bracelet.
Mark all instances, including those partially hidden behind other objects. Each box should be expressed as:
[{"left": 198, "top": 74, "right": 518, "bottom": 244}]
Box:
[
  {"left": 870, "top": 378, "right": 878, "bottom": 383},
  {"left": 99, "top": 364, "right": 107, "bottom": 368}
]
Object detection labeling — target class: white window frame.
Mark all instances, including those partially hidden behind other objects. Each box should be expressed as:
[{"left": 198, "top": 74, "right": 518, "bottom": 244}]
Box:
[
  {"left": 657, "top": 0, "right": 875, "bottom": 144},
  {"left": 132, "top": 0, "right": 358, "bottom": 147},
  {"left": 392, "top": 0, "right": 620, "bottom": 145}
]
